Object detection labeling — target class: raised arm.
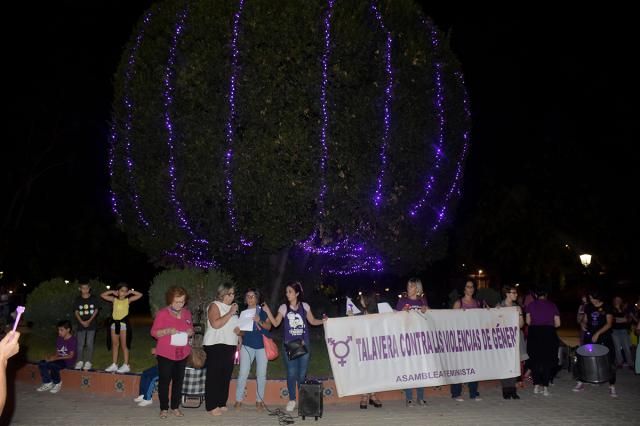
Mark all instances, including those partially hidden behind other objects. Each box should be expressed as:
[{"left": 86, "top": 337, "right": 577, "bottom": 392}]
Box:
[
  {"left": 128, "top": 289, "right": 143, "bottom": 303},
  {"left": 262, "top": 304, "right": 283, "bottom": 328},
  {"left": 306, "top": 308, "right": 325, "bottom": 326},
  {"left": 100, "top": 290, "right": 115, "bottom": 302}
]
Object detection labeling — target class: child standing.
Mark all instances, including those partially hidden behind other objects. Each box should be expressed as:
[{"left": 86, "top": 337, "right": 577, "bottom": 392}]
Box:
[
  {"left": 36, "top": 320, "right": 77, "bottom": 394},
  {"left": 101, "top": 283, "right": 142, "bottom": 373},
  {"left": 73, "top": 281, "right": 100, "bottom": 370}
]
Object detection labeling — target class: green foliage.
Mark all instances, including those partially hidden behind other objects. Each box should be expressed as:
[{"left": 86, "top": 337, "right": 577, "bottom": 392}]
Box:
[
  {"left": 111, "top": 0, "right": 468, "bottom": 274},
  {"left": 25, "top": 278, "right": 110, "bottom": 332},
  {"left": 148, "top": 268, "right": 235, "bottom": 325}
]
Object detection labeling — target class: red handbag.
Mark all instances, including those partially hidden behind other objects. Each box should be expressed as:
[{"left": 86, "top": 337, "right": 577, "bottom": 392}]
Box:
[{"left": 262, "top": 334, "right": 279, "bottom": 361}]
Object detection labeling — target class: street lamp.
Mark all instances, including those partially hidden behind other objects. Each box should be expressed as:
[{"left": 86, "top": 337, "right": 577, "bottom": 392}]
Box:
[{"left": 579, "top": 254, "right": 592, "bottom": 268}]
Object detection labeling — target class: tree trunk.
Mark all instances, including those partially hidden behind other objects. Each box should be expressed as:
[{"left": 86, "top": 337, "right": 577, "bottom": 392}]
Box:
[{"left": 268, "top": 246, "right": 290, "bottom": 307}]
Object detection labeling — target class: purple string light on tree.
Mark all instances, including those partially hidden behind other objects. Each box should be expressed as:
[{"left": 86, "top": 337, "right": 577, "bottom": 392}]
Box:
[
  {"left": 163, "top": 7, "right": 195, "bottom": 237},
  {"left": 427, "top": 70, "right": 471, "bottom": 238},
  {"left": 408, "top": 19, "right": 446, "bottom": 218},
  {"left": 223, "top": 0, "right": 252, "bottom": 248},
  {"left": 161, "top": 6, "right": 216, "bottom": 268},
  {"left": 370, "top": 1, "right": 394, "bottom": 208},
  {"left": 122, "top": 11, "right": 152, "bottom": 229},
  {"left": 108, "top": 120, "right": 123, "bottom": 225},
  {"left": 297, "top": 0, "right": 383, "bottom": 275}
]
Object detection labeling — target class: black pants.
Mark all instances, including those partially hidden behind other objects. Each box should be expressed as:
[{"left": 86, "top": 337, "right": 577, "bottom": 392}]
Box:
[
  {"left": 204, "top": 344, "right": 236, "bottom": 411},
  {"left": 157, "top": 355, "right": 187, "bottom": 410},
  {"left": 527, "top": 325, "right": 558, "bottom": 387}
]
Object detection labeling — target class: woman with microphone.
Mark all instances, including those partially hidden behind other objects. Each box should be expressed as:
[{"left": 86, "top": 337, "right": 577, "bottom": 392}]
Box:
[{"left": 203, "top": 283, "right": 240, "bottom": 416}]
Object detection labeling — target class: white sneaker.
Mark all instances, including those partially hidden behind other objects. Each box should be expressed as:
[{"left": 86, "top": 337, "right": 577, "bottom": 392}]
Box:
[
  {"left": 105, "top": 363, "right": 118, "bottom": 372},
  {"left": 37, "top": 382, "right": 54, "bottom": 392},
  {"left": 74, "top": 361, "right": 84, "bottom": 370},
  {"left": 285, "top": 400, "right": 296, "bottom": 412},
  {"left": 609, "top": 386, "right": 618, "bottom": 398},
  {"left": 533, "top": 385, "right": 541, "bottom": 394},
  {"left": 83, "top": 361, "right": 92, "bottom": 371},
  {"left": 572, "top": 382, "right": 585, "bottom": 392},
  {"left": 138, "top": 399, "right": 153, "bottom": 407},
  {"left": 50, "top": 382, "right": 62, "bottom": 393},
  {"left": 543, "top": 387, "right": 550, "bottom": 397},
  {"left": 116, "top": 364, "right": 130, "bottom": 373},
  {"left": 134, "top": 394, "right": 145, "bottom": 403}
]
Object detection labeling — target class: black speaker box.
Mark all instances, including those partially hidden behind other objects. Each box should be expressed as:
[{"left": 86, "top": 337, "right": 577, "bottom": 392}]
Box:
[{"left": 298, "top": 380, "right": 323, "bottom": 420}]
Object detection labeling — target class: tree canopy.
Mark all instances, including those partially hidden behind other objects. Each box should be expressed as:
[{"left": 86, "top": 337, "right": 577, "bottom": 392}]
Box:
[{"left": 110, "top": 0, "right": 469, "bottom": 275}]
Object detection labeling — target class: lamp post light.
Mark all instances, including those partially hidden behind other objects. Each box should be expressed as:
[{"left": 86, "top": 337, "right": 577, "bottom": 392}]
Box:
[{"left": 579, "top": 254, "right": 592, "bottom": 268}]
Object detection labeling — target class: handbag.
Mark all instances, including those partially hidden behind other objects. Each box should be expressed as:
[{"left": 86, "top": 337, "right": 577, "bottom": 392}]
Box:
[
  {"left": 262, "top": 335, "right": 279, "bottom": 361},
  {"left": 284, "top": 338, "right": 308, "bottom": 360},
  {"left": 187, "top": 347, "right": 207, "bottom": 369}
]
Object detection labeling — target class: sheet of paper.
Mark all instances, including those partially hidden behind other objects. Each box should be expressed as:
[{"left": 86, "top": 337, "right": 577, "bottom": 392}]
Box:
[
  {"left": 346, "top": 297, "right": 361, "bottom": 315},
  {"left": 170, "top": 331, "right": 188, "bottom": 346},
  {"left": 377, "top": 302, "right": 393, "bottom": 313},
  {"left": 238, "top": 308, "right": 256, "bottom": 331}
]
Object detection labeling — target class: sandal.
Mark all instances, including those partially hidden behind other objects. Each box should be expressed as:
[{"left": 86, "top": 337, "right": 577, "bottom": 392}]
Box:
[
  {"left": 159, "top": 410, "right": 168, "bottom": 419},
  {"left": 172, "top": 409, "right": 184, "bottom": 417},
  {"left": 360, "top": 396, "right": 368, "bottom": 409}
]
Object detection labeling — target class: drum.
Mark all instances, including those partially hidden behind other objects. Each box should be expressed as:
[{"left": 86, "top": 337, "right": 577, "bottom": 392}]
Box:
[{"left": 574, "top": 344, "right": 610, "bottom": 383}]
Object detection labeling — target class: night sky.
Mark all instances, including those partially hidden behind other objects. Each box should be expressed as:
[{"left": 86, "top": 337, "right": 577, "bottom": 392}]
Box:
[{"left": 2, "top": 2, "right": 637, "bottom": 292}]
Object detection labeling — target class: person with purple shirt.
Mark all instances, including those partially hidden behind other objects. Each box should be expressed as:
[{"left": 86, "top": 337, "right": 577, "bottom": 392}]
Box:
[
  {"left": 262, "top": 281, "right": 326, "bottom": 413},
  {"left": 395, "top": 278, "right": 429, "bottom": 407},
  {"left": 451, "top": 280, "right": 483, "bottom": 401},
  {"left": 36, "top": 320, "right": 77, "bottom": 394},
  {"left": 525, "top": 288, "right": 560, "bottom": 397}
]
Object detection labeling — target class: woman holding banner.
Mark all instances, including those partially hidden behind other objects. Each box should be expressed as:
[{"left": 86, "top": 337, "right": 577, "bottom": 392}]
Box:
[
  {"left": 498, "top": 285, "right": 527, "bottom": 399},
  {"left": 450, "top": 280, "right": 482, "bottom": 401},
  {"left": 396, "top": 278, "right": 429, "bottom": 407},
  {"left": 347, "top": 290, "right": 383, "bottom": 409}
]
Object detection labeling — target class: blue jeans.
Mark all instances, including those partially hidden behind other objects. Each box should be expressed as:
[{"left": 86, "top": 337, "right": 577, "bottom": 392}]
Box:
[
  {"left": 76, "top": 329, "right": 96, "bottom": 363},
  {"left": 451, "top": 382, "right": 479, "bottom": 399},
  {"left": 236, "top": 346, "right": 268, "bottom": 402},
  {"left": 283, "top": 346, "right": 310, "bottom": 401},
  {"left": 404, "top": 387, "right": 424, "bottom": 401},
  {"left": 38, "top": 360, "right": 66, "bottom": 384},
  {"left": 139, "top": 365, "right": 159, "bottom": 400}
]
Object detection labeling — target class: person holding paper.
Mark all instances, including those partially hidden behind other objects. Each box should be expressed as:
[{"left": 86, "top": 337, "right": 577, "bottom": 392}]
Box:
[
  {"left": 203, "top": 283, "right": 239, "bottom": 416},
  {"left": 234, "top": 288, "right": 271, "bottom": 411},
  {"left": 150, "top": 286, "right": 194, "bottom": 419}
]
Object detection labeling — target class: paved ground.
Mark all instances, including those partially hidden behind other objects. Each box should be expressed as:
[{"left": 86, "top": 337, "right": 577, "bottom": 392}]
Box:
[{"left": 3, "top": 367, "right": 639, "bottom": 426}]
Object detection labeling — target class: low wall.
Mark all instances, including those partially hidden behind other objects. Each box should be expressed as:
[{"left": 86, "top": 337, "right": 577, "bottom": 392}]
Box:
[{"left": 15, "top": 364, "right": 499, "bottom": 404}]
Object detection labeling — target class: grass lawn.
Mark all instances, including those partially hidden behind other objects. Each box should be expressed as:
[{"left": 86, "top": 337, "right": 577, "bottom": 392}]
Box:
[{"left": 21, "top": 327, "right": 333, "bottom": 379}]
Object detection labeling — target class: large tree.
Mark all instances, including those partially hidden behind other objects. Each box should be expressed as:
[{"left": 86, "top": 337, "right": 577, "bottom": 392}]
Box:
[{"left": 110, "top": 0, "right": 469, "bottom": 287}]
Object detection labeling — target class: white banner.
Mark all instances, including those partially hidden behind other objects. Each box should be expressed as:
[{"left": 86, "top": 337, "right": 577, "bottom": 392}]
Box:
[{"left": 324, "top": 307, "right": 520, "bottom": 397}]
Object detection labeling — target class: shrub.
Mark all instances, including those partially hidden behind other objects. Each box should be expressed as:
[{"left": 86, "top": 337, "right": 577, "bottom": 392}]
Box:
[
  {"left": 25, "top": 277, "right": 110, "bottom": 333},
  {"left": 148, "top": 268, "right": 235, "bottom": 327}
]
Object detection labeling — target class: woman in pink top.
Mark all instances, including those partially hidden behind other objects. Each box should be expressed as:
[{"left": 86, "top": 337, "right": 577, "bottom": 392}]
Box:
[{"left": 151, "top": 286, "right": 194, "bottom": 419}]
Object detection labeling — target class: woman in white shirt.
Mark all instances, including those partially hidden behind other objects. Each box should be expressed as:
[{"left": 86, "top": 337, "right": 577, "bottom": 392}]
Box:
[{"left": 203, "top": 283, "right": 240, "bottom": 416}]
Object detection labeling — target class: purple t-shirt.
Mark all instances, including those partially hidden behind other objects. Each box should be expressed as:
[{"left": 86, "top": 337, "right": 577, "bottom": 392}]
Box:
[
  {"left": 278, "top": 303, "right": 310, "bottom": 344},
  {"left": 526, "top": 299, "right": 559, "bottom": 326},
  {"left": 57, "top": 335, "right": 77, "bottom": 368},
  {"left": 396, "top": 297, "right": 428, "bottom": 311}
]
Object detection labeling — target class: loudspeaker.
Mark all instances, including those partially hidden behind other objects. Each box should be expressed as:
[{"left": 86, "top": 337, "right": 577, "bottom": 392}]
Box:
[{"left": 298, "top": 380, "right": 323, "bottom": 420}]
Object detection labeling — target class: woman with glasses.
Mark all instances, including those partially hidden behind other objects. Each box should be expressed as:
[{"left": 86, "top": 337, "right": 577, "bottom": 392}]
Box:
[
  {"left": 203, "top": 283, "right": 240, "bottom": 416},
  {"left": 234, "top": 288, "right": 271, "bottom": 411},
  {"left": 450, "top": 280, "right": 483, "bottom": 401},
  {"left": 498, "top": 285, "right": 526, "bottom": 399}
]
